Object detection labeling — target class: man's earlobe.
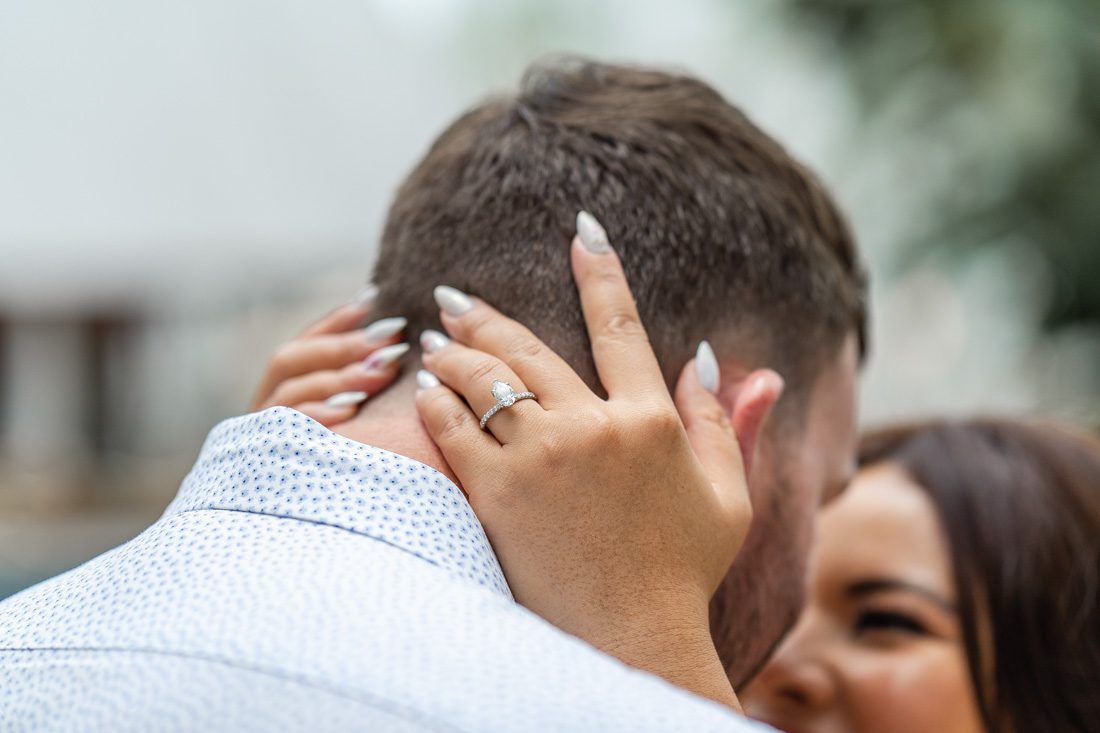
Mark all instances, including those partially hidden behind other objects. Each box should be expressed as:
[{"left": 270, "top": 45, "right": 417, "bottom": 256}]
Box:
[{"left": 721, "top": 370, "right": 785, "bottom": 481}]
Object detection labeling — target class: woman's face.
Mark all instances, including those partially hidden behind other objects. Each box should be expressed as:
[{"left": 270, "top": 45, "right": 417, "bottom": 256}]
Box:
[{"left": 741, "top": 462, "right": 986, "bottom": 733}]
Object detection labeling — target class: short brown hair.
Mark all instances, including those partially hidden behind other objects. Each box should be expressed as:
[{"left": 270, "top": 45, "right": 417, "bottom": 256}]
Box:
[
  {"left": 860, "top": 419, "right": 1100, "bottom": 732},
  {"left": 373, "top": 57, "right": 866, "bottom": 402}
]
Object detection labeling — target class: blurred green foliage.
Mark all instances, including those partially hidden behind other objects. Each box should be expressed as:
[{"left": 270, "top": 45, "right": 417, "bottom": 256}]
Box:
[{"left": 781, "top": 0, "right": 1100, "bottom": 331}]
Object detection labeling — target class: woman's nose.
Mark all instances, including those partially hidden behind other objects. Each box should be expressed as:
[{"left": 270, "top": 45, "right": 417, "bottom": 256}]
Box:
[{"left": 746, "top": 617, "right": 837, "bottom": 714}]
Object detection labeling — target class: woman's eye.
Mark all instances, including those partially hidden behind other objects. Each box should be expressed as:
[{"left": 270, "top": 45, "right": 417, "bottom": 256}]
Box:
[{"left": 854, "top": 610, "right": 928, "bottom": 637}]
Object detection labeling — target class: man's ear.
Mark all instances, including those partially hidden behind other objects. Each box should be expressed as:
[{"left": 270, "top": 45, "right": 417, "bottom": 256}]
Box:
[{"left": 717, "top": 369, "right": 785, "bottom": 481}]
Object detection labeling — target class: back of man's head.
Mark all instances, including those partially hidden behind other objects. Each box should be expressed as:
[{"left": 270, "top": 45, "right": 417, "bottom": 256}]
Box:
[
  {"left": 374, "top": 57, "right": 864, "bottom": 403},
  {"left": 371, "top": 57, "right": 867, "bottom": 684}
]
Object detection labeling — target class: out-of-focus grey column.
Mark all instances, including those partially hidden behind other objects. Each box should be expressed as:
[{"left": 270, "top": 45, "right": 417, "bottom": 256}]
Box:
[{"left": 1, "top": 320, "right": 90, "bottom": 464}]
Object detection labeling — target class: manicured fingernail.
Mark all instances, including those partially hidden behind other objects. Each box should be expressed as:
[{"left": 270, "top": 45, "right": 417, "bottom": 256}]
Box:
[
  {"left": 434, "top": 285, "right": 474, "bottom": 316},
  {"left": 576, "top": 210, "right": 611, "bottom": 253},
  {"left": 325, "top": 391, "right": 368, "bottom": 408},
  {"left": 363, "top": 316, "right": 407, "bottom": 343},
  {"left": 363, "top": 342, "right": 410, "bottom": 370},
  {"left": 416, "top": 369, "right": 441, "bottom": 389},
  {"left": 420, "top": 329, "right": 449, "bottom": 354},
  {"left": 350, "top": 284, "right": 378, "bottom": 308},
  {"left": 696, "top": 340, "right": 720, "bottom": 394}
]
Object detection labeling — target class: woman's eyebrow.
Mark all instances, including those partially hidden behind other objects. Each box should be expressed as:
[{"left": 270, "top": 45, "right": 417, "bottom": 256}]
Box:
[{"left": 847, "top": 578, "right": 956, "bottom": 612}]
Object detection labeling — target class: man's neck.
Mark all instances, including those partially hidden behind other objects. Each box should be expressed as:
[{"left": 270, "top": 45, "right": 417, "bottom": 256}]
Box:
[{"left": 327, "top": 379, "right": 463, "bottom": 490}]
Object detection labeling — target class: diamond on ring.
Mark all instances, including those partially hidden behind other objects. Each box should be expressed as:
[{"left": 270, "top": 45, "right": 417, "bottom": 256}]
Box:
[
  {"left": 491, "top": 380, "right": 517, "bottom": 406},
  {"left": 480, "top": 380, "right": 537, "bottom": 430}
]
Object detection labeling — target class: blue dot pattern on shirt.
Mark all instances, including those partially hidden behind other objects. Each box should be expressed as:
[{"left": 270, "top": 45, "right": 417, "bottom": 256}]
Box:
[
  {"left": 167, "top": 407, "right": 509, "bottom": 597},
  {"left": 0, "top": 407, "right": 772, "bottom": 733}
]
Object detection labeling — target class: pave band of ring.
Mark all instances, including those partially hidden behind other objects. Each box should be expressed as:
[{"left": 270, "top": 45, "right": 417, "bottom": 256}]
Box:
[{"left": 480, "top": 379, "right": 537, "bottom": 430}]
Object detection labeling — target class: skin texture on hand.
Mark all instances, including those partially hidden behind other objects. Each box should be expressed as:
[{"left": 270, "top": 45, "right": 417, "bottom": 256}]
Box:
[{"left": 414, "top": 212, "right": 783, "bottom": 709}]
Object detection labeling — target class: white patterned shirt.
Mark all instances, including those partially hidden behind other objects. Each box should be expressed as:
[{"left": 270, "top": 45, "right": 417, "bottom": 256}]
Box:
[{"left": 0, "top": 407, "right": 771, "bottom": 732}]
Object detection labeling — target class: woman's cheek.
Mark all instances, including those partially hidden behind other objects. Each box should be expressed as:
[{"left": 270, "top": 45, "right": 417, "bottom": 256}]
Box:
[{"left": 846, "top": 646, "right": 982, "bottom": 733}]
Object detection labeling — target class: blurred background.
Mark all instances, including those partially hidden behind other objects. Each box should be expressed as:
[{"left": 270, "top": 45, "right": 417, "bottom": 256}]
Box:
[{"left": 1, "top": 0, "right": 1098, "bottom": 597}]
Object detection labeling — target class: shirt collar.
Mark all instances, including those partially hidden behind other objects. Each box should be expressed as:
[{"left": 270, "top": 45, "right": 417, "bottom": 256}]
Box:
[{"left": 166, "top": 407, "right": 511, "bottom": 598}]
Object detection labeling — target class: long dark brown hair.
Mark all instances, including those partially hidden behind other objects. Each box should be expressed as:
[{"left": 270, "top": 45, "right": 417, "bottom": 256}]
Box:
[{"left": 859, "top": 419, "right": 1100, "bottom": 732}]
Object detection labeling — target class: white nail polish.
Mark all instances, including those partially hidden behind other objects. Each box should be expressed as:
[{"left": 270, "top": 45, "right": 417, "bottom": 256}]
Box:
[
  {"left": 363, "top": 342, "right": 410, "bottom": 370},
  {"left": 416, "top": 369, "right": 441, "bottom": 389},
  {"left": 363, "top": 316, "right": 407, "bottom": 343},
  {"left": 325, "top": 391, "right": 368, "bottom": 408},
  {"left": 350, "top": 284, "right": 379, "bottom": 308},
  {"left": 696, "top": 340, "right": 720, "bottom": 394},
  {"left": 576, "top": 210, "right": 611, "bottom": 253},
  {"left": 434, "top": 285, "right": 474, "bottom": 316},
  {"left": 420, "top": 329, "right": 450, "bottom": 354}
]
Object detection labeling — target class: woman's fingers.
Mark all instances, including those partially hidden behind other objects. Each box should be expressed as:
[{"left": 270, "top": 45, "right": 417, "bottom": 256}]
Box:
[
  {"left": 259, "top": 352, "right": 408, "bottom": 410},
  {"left": 419, "top": 330, "right": 545, "bottom": 444},
  {"left": 434, "top": 286, "right": 591, "bottom": 404},
  {"left": 571, "top": 211, "right": 670, "bottom": 405},
  {"left": 673, "top": 341, "right": 783, "bottom": 510},
  {"left": 414, "top": 371, "right": 500, "bottom": 483},
  {"left": 299, "top": 285, "right": 378, "bottom": 338},
  {"left": 291, "top": 400, "right": 364, "bottom": 427},
  {"left": 251, "top": 317, "right": 407, "bottom": 409},
  {"left": 288, "top": 318, "right": 406, "bottom": 375},
  {"left": 673, "top": 342, "right": 748, "bottom": 523}
]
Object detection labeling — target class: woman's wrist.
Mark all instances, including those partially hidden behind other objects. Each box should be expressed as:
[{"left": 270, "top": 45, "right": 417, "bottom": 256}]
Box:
[{"left": 577, "top": 594, "right": 740, "bottom": 711}]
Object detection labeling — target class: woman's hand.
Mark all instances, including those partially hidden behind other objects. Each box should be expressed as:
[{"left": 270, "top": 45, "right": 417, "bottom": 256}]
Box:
[
  {"left": 249, "top": 286, "right": 411, "bottom": 425},
  {"left": 414, "top": 213, "right": 783, "bottom": 708}
]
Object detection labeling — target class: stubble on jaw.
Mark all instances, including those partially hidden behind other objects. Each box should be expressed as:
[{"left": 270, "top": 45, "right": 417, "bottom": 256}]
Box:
[{"left": 709, "top": 465, "right": 810, "bottom": 691}]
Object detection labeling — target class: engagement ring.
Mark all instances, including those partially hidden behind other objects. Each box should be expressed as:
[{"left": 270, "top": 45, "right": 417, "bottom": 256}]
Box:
[{"left": 480, "top": 380, "right": 537, "bottom": 430}]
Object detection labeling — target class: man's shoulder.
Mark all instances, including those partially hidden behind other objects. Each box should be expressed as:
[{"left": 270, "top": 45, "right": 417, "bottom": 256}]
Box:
[
  {"left": 0, "top": 408, "right": 772, "bottom": 732},
  {"left": 0, "top": 508, "right": 769, "bottom": 732}
]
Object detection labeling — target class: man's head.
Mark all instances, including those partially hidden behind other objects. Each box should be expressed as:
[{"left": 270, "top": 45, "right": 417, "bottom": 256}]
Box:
[{"left": 371, "top": 58, "right": 866, "bottom": 686}]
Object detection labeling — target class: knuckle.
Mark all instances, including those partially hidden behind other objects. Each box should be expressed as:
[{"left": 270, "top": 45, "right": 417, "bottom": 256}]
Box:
[
  {"left": 697, "top": 400, "right": 731, "bottom": 431},
  {"left": 438, "top": 405, "right": 474, "bottom": 442},
  {"left": 602, "top": 311, "right": 644, "bottom": 338},
  {"left": 467, "top": 356, "right": 502, "bottom": 385},
  {"left": 583, "top": 407, "right": 616, "bottom": 438},
  {"left": 568, "top": 408, "right": 620, "bottom": 454},
  {"left": 640, "top": 404, "right": 682, "bottom": 437},
  {"left": 593, "top": 316, "right": 650, "bottom": 357},
  {"left": 530, "top": 431, "right": 568, "bottom": 466},
  {"left": 504, "top": 335, "right": 543, "bottom": 364},
  {"left": 585, "top": 405, "right": 620, "bottom": 444}
]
